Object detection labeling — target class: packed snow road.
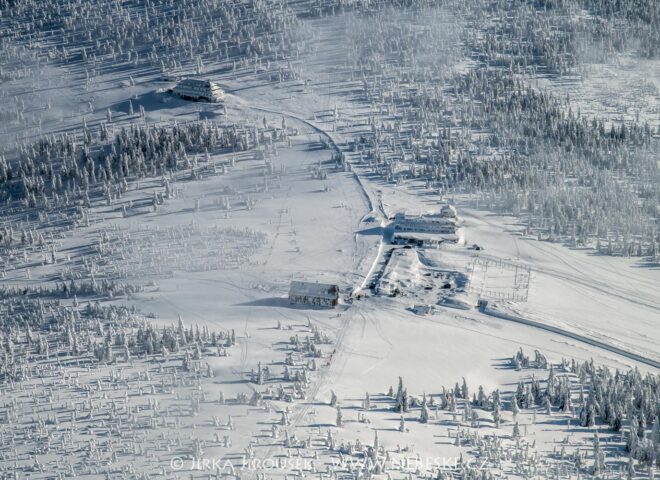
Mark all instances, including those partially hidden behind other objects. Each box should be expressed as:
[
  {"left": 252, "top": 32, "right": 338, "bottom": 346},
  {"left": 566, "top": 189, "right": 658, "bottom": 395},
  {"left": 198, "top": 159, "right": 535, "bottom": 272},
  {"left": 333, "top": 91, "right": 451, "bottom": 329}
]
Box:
[{"left": 481, "top": 306, "right": 660, "bottom": 370}]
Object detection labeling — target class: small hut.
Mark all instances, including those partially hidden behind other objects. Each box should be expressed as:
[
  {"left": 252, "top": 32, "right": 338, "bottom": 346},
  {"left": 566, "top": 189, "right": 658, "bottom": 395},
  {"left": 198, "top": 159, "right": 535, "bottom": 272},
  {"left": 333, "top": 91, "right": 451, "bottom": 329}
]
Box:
[{"left": 288, "top": 281, "right": 339, "bottom": 308}]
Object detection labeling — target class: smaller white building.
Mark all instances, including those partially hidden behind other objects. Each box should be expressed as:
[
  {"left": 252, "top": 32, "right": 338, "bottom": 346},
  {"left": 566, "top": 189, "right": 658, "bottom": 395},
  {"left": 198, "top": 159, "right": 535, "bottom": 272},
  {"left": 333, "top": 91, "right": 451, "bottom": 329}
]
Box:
[
  {"left": 173, "top": 79, "right": 225, "bottom": 102},
  {"left": 289, "top": 281, "right": 339, "bottom": 308}
]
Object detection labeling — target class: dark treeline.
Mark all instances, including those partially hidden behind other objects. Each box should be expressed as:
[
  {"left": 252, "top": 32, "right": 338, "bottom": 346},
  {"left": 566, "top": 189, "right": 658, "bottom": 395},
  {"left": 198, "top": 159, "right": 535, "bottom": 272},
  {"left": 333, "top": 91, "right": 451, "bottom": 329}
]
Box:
[
  {"left": 0, "top": 0, "right": 304, "bottom": 81},
  {"left": 0, "top": 121, "right": 254, "bottom": 207}
]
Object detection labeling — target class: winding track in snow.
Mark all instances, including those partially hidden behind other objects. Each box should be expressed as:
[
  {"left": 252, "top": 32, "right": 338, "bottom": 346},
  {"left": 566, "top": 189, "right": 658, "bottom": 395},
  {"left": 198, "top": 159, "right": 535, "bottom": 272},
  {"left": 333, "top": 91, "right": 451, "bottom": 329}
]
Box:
[
  {"left": 247, "top": 103, "right": 387, "bottom": 297},
  {"left": 246, "top": 104, "right": 383, "bottom": 218},
  {"left": 481, "top": 306, "right": 660, "bottom": 370}
]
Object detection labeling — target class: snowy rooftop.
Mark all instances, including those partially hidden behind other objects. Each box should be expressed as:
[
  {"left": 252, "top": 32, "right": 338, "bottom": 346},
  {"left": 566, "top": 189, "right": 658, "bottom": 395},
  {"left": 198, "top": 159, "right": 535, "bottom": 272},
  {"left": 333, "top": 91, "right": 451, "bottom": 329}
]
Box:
[
  {"left": 395, "top": 205, "right": 457, "bottom": 220},
  {"left": 289, "top": 281, "right": 339, "bottom": 300},
  {"left": 173, "top": 78, "right": 224, "bottom": 99},
  {"left": 176, "top": 78, "right": 219, "bottom": 89}
]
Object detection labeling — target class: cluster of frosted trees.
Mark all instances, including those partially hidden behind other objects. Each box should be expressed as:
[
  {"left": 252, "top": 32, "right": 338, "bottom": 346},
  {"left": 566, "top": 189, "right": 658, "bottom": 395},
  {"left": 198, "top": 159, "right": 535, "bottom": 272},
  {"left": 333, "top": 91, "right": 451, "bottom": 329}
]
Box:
[
  {"left": 374, "top": 352, "right": 659, "bottom": 476},
  {"left": 386, "top": 375, "right": 474, "bottom": 418},
  {"left": 462, "top": 0, "right": 659, "bottom": 75},
  {"left": 0, "top": 296, "right": 240, "bottom": 478},
  {"left": 306, "top": 0, "right": 659, "bottom": 65},
  {"left": 325, "top": 360, "right": 658, "bottom": 478},
  {"left": 0, "top": 278, "right": 142, "bottom": 301},
  {"left": 1, "top": 121, "right": 253, "bottom": 207},
  {"left": 560, "top": 358, "right": 660, "bottom": 468},
  {"left": 454, "top": 69, "right": 658, "bottom": 254},
  {"left": 0, "top": 297, "right": 233, "bottom": 385},
  {"left": 250, "top": 322, "right": 331, "bottom": 406},
  {"left": 512, "top": 355, "right": 660, "bottom": 471},
  {"left": 0, "top": 0, "right": 304, "bottom": 82}
]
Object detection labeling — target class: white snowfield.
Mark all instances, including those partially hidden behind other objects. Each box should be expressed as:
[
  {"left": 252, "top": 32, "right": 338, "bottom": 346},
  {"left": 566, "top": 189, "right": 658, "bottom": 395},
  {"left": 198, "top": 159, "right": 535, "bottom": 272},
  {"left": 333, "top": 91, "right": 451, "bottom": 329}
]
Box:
[{"left": 0, "top": 1, "right": 659, "bottom": 479}]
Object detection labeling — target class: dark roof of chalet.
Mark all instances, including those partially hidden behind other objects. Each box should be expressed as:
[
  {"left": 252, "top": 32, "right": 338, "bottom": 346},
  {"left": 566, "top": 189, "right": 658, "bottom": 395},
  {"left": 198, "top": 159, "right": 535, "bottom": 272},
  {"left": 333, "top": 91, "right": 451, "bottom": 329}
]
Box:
[
  {"left": 289, "top": 281, "right": 339, "bottom": 300},
  {"left": 176, "top": 78, "right": 214, "bottom": 88}
]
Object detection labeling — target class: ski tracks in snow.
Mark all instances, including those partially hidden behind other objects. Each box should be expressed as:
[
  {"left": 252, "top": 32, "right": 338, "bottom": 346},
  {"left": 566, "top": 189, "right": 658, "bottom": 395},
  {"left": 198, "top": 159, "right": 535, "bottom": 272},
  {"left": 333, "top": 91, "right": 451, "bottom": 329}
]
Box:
[{"left": 481, "top": 306, "right": 660, "bottom": 369}]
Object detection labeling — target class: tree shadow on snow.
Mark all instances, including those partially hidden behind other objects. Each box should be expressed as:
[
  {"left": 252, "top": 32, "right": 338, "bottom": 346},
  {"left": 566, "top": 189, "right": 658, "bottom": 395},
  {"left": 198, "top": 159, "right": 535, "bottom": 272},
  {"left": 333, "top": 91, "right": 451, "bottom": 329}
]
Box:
[
  {"left": 632, "top": 260, "right": 660, "bottom": 270},
  {"left": 492, "top": 357, "right": 514, "bottom": 370},
  {"left": 309, "top": 423, "right": 336, "bottom": 428}
]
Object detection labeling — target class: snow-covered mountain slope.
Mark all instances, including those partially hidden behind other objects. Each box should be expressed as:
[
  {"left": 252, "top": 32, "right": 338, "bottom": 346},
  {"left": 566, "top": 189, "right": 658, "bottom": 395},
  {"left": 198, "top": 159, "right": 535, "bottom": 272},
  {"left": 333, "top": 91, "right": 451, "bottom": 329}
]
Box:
[{"left": 1, "top": 0, "right": 658, "bottom": 479}]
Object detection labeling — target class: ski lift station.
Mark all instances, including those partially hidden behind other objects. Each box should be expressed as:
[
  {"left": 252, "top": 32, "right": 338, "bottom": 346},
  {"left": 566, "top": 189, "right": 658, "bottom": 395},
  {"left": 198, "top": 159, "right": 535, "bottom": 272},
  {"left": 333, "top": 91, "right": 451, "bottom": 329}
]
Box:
[
  {"left": 172, "top": 79, "right": 225, "bottom": 103},
  {"left": 289, "top": 281, "right": 339, "bottom": 308}
]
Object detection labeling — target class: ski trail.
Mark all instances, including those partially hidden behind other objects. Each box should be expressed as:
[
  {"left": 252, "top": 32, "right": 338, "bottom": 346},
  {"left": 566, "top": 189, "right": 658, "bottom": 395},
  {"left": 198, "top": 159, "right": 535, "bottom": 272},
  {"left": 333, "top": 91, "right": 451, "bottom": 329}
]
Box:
[
  {"left": 481, "top": 306, "right": 660, "bottom": 370},
  {"left": 245, "top": 104, "right": 383, "bottom": 219}
]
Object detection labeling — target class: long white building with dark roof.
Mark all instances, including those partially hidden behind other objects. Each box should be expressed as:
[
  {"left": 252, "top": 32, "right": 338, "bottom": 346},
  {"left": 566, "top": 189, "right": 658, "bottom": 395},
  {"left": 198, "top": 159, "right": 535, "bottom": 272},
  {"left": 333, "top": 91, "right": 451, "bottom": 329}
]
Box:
[{"left": 288, "top": 281, "right": 339, "bottom": 308}]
